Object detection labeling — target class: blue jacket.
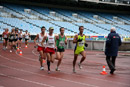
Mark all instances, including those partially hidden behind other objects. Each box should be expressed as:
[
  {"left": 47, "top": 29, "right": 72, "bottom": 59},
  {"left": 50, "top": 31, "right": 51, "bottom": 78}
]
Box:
[{"left": 105, "top": 31, "right": 122, "bottom": 56}]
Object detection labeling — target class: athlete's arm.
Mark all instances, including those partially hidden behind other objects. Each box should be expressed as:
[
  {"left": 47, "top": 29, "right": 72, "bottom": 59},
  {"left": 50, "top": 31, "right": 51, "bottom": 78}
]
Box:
[
  {"left": 55, "top": 35, "right": 57, "bottom": 50},
  {"left": 29, "top": 33, "right": 30, "bottom": 37},
  {"left": 73, "top": 35, "right": 78, "bottom": 43},
  {"left": 41, "top": 36, "right": 47, "bottom": 47},
  {"left": 34, "top": 34, "right": 39, "bottom": 46},
  {"left": 65, "top": 36, "right": 67, "bottom": 45},
  {"left": 56, "top": 35, "right": 59, "bottom": 40}
]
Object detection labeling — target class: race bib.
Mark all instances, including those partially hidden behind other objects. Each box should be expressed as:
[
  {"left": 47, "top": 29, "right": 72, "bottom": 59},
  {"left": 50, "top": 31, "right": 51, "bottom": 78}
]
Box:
[
  {"left": 15, "top": 36, "right": 18, "bottom": 39},
  {"left": 4, "top": 35, "right": 7, "bottom": 38},
  {"left": 10, "top": 36, "right": 14, "bottom": 40},
  {"left": 78, "top": 41, "right": 84, "bottom": 46},
  {"left": 25, "top": 36, "right": 29, "bottom": 39},
  {"left": 48, "top": 39, "right": 54, "bottom": 46},
  {"left": 59, "top": 41, "right": 64, "bottom": 47}
]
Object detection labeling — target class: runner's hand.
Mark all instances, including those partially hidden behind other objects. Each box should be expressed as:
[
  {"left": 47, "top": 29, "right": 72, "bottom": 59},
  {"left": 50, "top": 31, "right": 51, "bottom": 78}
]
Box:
[
  {"left": 85, "top": 43, "right": 88, "bottom": 47},
  {"left": 55, "top": 47, "right": 57, "bottom": 51}
]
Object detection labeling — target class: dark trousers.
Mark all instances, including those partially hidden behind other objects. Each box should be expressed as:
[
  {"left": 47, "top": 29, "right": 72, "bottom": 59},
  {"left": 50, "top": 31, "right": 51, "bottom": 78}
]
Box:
[{"left": 106, "top": 56, "right": 117, "bottom": 70}]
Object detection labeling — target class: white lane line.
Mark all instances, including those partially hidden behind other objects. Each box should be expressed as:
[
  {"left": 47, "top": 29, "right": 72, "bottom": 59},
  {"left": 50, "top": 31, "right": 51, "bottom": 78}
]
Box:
[
  {"left": 32, "top": 50, "right": 39, "bottom": 56},
  {"left": 0, "top": 64, "right": 99, "bottom": 87},
  {"left": 0, "top": 86, "right": 4, "bottom": 87},
  {"left": 0, "top": 73, "right": 55, "bottom": 87},
  {"left": 0, "top": 55, "right": 130, "bottom": 87}
]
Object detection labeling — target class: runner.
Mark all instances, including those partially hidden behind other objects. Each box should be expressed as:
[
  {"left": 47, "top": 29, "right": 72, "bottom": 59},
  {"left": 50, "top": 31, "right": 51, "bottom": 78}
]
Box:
[
  {"left": 8, "top": 28, "right": 15, "bottom": 52},
  {"left": 34, "top": 26, "right": 47, "bottom": 70},
  {"left": 73, "top": 26, "right": 88, "bottom": 73},
  {"left": 18, "top": 29, "right": 23, "bottom": 48},
  {"left": 2, "top": 28, "right": 9, "bottom": 50},
  {"left": 14, "top": 28, "right": 19, "bottom": 48},
  {"left": 55, "top": 27, "right": 67, "bottom": 71},
  {"left": 24, "top": 30, "right": 30, "bottom": 48},
  {"left": 41, "top": 27, "right": 56, "bottom": 74}
]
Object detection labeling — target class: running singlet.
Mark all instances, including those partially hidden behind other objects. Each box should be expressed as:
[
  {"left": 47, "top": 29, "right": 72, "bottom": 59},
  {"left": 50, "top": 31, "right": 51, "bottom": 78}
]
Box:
[
  {"left": 15, "top": 33, "right": 18, "bottom": 39},
  {"left": 3, "top": 32, "right": 8, "bottom": 39},
  {"left": 9, "top": 33, "right": 15, "bottom": 40},
  {"left": 38, "top": 33, "right": 46, "bottom": 47},
  {"left": 46, "top": 34, "right": 55, "bottom": 48},
  {"left": 56, "top": 34, "right": 65, "bottom": 49},
  {"left": 74, "top": 34, "right": 85, "bottom": 54},
  {"left": 25, "top": 33, "right": 29, "bottom": 39},
  {"left": 19, "top": 33, "right": 23, "bottom": 38}
]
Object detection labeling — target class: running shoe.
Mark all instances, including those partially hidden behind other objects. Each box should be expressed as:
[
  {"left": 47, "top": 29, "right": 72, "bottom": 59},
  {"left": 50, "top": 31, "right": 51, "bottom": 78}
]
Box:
[
  {"left": 55, "top": 67, "right": 60, "bottom": 71},
  {"left": 40, "top": 66, "right": 44, "bottom": 70},
  {"left": 10, "top": 50, "right": 12, "bottom": 53},
  {"left": 78, "top": 63, "right": 82, "bottom": 69},
  {"left": 73, "top": 68, "right": 76, "bottom": 73}
]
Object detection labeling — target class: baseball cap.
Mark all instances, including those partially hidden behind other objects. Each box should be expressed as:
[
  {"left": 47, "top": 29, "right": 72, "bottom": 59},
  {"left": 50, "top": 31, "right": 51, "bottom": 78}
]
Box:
[{"left": 49, "top": 27, "right": 54, "bottom": 30}]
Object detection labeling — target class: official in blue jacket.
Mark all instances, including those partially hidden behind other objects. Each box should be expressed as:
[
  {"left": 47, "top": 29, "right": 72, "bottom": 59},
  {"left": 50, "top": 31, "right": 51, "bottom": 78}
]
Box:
[{"left": 105, "top": 27, "right": 122, "bottom": 74}]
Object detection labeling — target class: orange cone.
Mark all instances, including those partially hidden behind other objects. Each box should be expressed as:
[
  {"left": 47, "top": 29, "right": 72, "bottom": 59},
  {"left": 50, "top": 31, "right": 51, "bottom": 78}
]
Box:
[
  {"left": 43, "top": 59, "right": 46, "bottom": 63},
  {"left": 19, "top": 50, "right": 22, "bottom": 55},
  {"left": 17, "top": 47, "right": 20, "bottom": 51},
  {"left": 25, "top": 45, "right": 27, "bottom": 48},
  {"left": 100, "top": 66, "right": 107, "bottom": 75}
]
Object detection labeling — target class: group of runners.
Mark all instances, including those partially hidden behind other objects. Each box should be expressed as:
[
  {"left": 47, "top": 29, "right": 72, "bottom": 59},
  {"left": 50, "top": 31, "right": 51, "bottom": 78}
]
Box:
[
  {"left": 2, "top": 26, "right": 121, "bottom": 75},
  {"left": 2, "top": 28, "right": 30, "bottom": 52},
  {"left": 2, "top": 26, "right": 88, "bottom": 74},
  {"left": 34, "top": 26, "right": 88, "bottom": 74}
]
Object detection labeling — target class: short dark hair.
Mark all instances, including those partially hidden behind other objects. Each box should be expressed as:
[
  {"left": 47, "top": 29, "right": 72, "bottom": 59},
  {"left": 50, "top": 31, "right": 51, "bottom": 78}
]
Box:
[
  {"left": 79, "top": 26, "right": 84, "bottom": 29},
  {"left": 41, "top": 26, "right": 45, "bottom": 29},
  {"left": 60, "top": 27, "right": 64, "bottom": 31}
]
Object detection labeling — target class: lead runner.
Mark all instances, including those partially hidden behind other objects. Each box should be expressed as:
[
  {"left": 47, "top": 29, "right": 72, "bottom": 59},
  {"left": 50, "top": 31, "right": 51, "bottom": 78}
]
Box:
[{"left": 73, "top": 26, "right": 88, "bottom": 73}]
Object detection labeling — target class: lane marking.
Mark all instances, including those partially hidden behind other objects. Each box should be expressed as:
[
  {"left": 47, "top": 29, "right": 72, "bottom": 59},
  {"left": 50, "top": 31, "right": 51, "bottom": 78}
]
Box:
[{"left": 0, "top": 73, "right": 55, "bottom": 87}]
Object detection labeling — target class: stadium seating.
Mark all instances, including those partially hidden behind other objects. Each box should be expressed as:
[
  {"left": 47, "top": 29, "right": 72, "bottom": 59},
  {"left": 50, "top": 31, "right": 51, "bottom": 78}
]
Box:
[{"left": 0, "top": 3, "right": 130, "bottom": 36}]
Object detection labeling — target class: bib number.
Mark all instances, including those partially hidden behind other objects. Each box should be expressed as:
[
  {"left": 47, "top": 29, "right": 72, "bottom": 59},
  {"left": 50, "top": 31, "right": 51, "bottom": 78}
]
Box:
[
  {"left": 78, "top": 41, "right": 84, "bottom": 46},
  {"left": 59, "top": 41, "right": 64, "bottom": 47},
  {"left": 4, "top": 35, "right": 7, "bottom": 38},
  {"left": 25, "top": 36, "right": 29, "bottom": 39},
  {"left": 10, "top": 36, "right": 14, "bottom": 40},
  {"left": 48, "top": 39, "right": 54, "bottom": 46}
]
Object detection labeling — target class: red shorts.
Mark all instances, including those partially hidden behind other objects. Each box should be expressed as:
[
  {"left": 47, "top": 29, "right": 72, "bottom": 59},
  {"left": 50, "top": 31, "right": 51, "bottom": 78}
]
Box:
[
  {"left": 45, "top": 47, "right": 55, "bottom": 54},
  {"left": 37, "top": 46, "right": 45, "bottom": 52}
]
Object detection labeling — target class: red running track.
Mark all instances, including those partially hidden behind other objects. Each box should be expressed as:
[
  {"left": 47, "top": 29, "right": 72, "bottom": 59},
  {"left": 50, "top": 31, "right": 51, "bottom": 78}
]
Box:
[{"left": 0, "top": 43, "right": 130, "bottom": 87}]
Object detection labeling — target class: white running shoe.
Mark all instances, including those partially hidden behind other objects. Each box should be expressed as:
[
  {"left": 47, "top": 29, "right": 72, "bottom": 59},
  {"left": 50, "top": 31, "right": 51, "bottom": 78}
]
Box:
[
  {"left": 40, "top": 67, "right": 44, "bottom": 70},
  {"left": 55, "top": 67, "right": 60, "bottom": 71},
  {"left": 78, "top": 63, "right": 82, "bottom": 69},
  {"left": 10, "top": 50, "right": 12, "bottom": 53},
  {"left": 73, "top": 68, "right": 76, "bottom": 73}
]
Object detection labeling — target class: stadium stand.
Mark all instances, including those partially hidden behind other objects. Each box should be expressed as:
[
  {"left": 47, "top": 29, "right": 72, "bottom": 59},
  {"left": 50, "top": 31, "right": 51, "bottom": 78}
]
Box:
[{"left": 0, "top": 3, "right": 130, "bottom": 37}]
